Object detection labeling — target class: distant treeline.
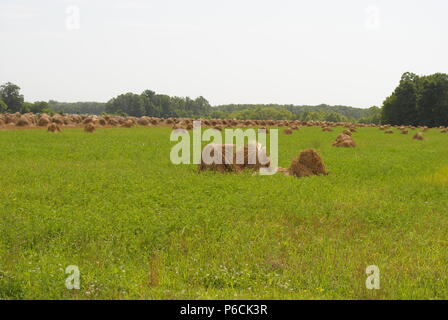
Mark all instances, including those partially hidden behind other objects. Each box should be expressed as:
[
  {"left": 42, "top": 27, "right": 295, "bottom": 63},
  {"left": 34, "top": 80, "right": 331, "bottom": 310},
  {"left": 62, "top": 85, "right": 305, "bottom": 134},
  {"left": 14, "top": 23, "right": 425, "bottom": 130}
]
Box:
[
  {"left": 47, "top": 101, "right": 106, "bottom": 115},
  {"left": 0, "top": 84, "right": 386, "bottom": 124},
  {"left": 211, "top": 104, "right": 380, "bottom": 123},
  {"left": 45, "top": 90, "right": 378, "bottom": 123},
  {"left": 0, "top": 83, "right": 381, "bottom": 123},
  {"left": 1, "top": 72, "right": 446, "bottom": 126}
]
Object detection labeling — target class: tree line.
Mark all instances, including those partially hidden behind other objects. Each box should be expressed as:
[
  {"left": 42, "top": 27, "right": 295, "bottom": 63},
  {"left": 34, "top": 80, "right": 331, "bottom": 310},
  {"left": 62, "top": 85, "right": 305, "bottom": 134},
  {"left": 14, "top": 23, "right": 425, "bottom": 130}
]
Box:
[
  {"left": 1, "top": 72, "right": 446, "bottom": 126},
  {"left": 0, "top": 83, "right": 374, "bottom": 122},
  {"left": 0, "top": 82, "right": 51, "bottom": 114},
  {"left": 211, "top": 104, "right": 380, "bottom": 123}
]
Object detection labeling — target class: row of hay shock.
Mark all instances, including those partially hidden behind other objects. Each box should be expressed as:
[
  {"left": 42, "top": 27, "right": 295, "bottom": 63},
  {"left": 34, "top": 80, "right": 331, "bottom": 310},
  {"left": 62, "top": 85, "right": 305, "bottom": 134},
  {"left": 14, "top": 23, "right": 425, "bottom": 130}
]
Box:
[{"left": 2, "top": 112, "right": 446, "bottom": 131}]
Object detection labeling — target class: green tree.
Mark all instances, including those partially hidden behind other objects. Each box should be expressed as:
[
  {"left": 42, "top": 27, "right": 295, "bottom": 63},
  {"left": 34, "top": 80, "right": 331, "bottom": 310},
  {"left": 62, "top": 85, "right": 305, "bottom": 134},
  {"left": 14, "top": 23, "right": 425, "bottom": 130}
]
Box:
[
  {"left": 323, "top": 112, "right": 349, "bottom": 122},
  {"left": 228, "top": 107, "right": 295, "bottom": 120},
  {"left": 209, "top": 109, "right": 226, "bottom": 119},
  {"left": 191, "top": 96, "right": 211, "bottom": 116},
  {"left": 0, "top": 82, "right": 24, "bottom": 113},
  {"left": 382, "top": 72, "right": 420, "bottom": 125},
  {"left": 0, "top": 99, "right": 7, "bottom": 113},
  {"left": 105, "top": 93, "right": 145, "bottom": 117},
  {"left": 152, "top": 94, "right": 173, "bottom": 118},
  {"left": 382, "top": 72, "right": 448, "bottom": 126},
  {"left": 359, "top": 106, "right": 382, "bottom": 124},
  {"left": 21, "top": 102, "right": 31, "bottom": 113},
  {"left": 48, "top": 101, "right": 106, "bottom": 114},
  {"left": 141, "top": 90, "right": 162, "bottom": 117},
  {"left": 417, "top": 73, "right": 448, "bottom": 127},
  {"left": 30, "top": 101, "right": 49, "bottom": 114}
]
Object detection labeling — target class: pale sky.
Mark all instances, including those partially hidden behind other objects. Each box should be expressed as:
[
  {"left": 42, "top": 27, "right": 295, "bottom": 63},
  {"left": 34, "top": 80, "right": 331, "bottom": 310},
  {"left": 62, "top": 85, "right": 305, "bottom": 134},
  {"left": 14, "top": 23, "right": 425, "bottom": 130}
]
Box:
[{"left": 0, "top": 0, "right": 447, "bottom": 107}]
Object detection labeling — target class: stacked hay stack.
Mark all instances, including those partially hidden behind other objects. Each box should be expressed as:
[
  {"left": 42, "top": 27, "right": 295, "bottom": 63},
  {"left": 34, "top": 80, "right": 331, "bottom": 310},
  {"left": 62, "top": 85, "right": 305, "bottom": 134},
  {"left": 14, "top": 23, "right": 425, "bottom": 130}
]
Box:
[
  {"left": 164, "top": 118, "right": 174, "bottom": 125},
  {"left": 121, "top": 120, "right": 134, "bottom": 128},
  {"left": 287, "top": 149, "right": 328, "bottom": 178},
  {"left": 276, "top": 121, "right": 285, "bottom": 127},
  {"left": 47, "top": 123, "right": 62, "bottom": 132},
  {"left": 70, "top": 115, "right": 82, "bottom": 124},
  {"left": 413, "top": 132, "right": 424, "bottom": 140},
  {"left": 199, "top": 144, "right": 239, "bottom": 173},
  {"left": 332, "top": 133, "right": 356, "bottom": 147},
  {"left": 63, "top": 117, "right": 72, "bottom": 126},
  {"left": 108, "top": 118, "right": 119, "bottom": 126},
  {"left": 52, "top": 115, "right": 65, "bottom": 125},
  {"left": 27, "top": 113, "right": 38, "bottom": 125},
  {"left": 4, "top": 113, "right": 17, "bottom": 125},
  {"left": 84, "top": 123, "right": 96, "bottom": 133},
  {"left": 15, "top": 116, "right": 31, "bottom": 127},
  {"left": 150, "top": 118, "right": 160, "bottom": 126},
  {"left": 137, "top": 117, "right": 150, "bottom": 126},
  {"left": 199, "top": 143, "right": 270, "bottom": 173},
  {"left": 38, "top": 115, "right": 51, "bottom": 126},
  {"left": 98, "top": 118, "right": 107, "bottom": 126}
]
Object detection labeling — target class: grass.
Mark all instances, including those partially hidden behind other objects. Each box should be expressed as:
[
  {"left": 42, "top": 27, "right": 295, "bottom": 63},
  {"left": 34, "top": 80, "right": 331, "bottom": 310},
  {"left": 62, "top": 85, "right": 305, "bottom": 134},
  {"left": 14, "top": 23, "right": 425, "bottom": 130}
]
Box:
[{"left": 0, "top": 126, "right": 447, "bottom": 299}]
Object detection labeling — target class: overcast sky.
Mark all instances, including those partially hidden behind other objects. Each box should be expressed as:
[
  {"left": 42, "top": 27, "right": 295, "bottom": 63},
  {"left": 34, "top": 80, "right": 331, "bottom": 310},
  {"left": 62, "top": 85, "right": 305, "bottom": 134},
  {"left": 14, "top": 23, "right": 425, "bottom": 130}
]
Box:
[{"left": 0, "top": 0, "right": 447, "bottom": 107}]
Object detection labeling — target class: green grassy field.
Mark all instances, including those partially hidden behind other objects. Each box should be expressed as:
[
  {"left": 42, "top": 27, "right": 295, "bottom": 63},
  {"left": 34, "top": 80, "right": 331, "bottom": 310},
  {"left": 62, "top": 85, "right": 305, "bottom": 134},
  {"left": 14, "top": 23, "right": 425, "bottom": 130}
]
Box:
[{"left": 1, "top": 126, "right": 447, "bottom": 299}]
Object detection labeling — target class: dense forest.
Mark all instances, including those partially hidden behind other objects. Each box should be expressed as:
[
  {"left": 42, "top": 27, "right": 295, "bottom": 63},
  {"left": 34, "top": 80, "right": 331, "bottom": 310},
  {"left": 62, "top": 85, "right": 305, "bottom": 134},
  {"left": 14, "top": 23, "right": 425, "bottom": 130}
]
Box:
[
  {"left": 1, "top": 72, "right": 446, "bottom": 126},
  {"left": 382, "top": 72, "right": 448, "bottom": 127}
]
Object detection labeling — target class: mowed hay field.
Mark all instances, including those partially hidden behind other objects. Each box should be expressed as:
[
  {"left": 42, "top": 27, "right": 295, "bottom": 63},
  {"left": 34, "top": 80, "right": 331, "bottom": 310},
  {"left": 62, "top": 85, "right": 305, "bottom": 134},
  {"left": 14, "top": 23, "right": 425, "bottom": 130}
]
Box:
[{"left": 1, "top": 126, "right": 448, "bottom": 300}]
